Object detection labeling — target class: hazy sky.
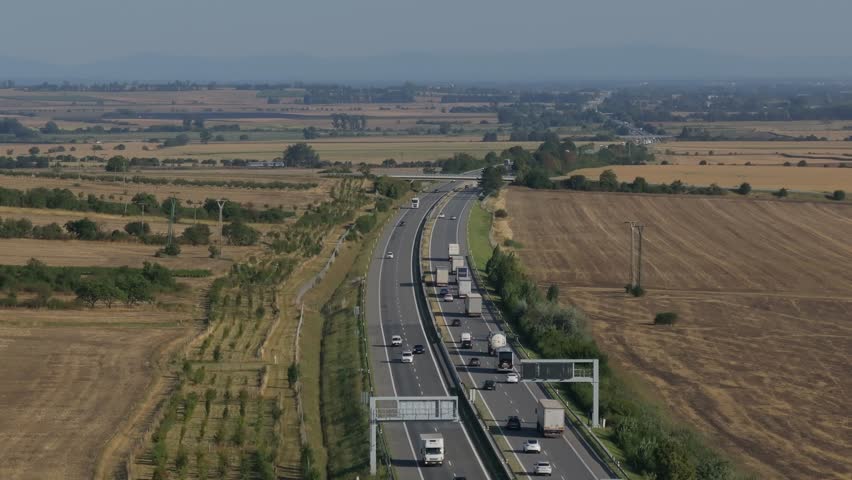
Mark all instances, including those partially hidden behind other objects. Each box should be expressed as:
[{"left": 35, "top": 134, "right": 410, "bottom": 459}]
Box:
[{"left": 5, "top": 0, "right": 852, "bottom": 63}]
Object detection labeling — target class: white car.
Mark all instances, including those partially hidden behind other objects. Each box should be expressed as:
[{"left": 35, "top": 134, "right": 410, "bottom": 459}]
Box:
[
  {"left": 386, "top": 252, "right": 394, "bottom": 259},
  {"left": 443, "top": 293, "right": 454, "bottom": 302},
  {"left": 523, "top": 439, "right": 541, "bottom": 453},
  {"left": 534, "top": 461, "right": 552, "bottom": 476},
  {"left": 438, "top": 213, "right": 446, "bottom": 218},
  {"left": 450, "top": 216, "right": 457, "bottom": 220},
  {"left": 401, "top": 351, "right": 414, "bottom": 363},
  {"left": 506, "top": 372, "right": 520, "bottom": 383},
  {"left": 391, "top": 335, "right": 402, "bottom": 346}
]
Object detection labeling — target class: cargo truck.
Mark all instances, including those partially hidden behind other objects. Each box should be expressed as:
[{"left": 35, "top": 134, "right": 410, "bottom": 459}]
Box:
[
  {"left": 458, "top": 279, "right": 472, "bottom": 297},
  {"left": 411, "top": 197, "right": 420, "bottom": 209},
  {"left": 448, "top": 243, "right": 460, "bottom": 260},
  {"left": 456, "top": 266, "right": 470, "bottom": 281},
  {"left": 451, "top": 255, "right": 465, "bottom": 273},
  {"left": 435, "top": 267, "right": 449, "bottom": 286},
  {"left": 419, "top": 433, "right": 444, "bottom": 465},
  {"left": 535, "top": 399, "right": 565, "bottom": 437},
  {"left": 460, "top": 332, "right": 472, "bottom": 348},
  {"left": 487, "top": 332, "right": 507, "bottom": 355},
  {"left": 496, "top": 346, "right": 513, "bottom": 372},
  {"left": 465, "top": 293, "right": 482, "bottom": 316}
]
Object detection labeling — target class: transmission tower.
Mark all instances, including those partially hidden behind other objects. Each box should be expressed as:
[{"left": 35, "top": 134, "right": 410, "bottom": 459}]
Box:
[
  {"left": 635, "top": 224, "right": 645, "bottom": 290},
  {"left": 166, "top": 196, "right": 177, "bottom": 247},
  {"left": 624, "top": 221, "right": 637, "bottom": 288},
  {"left": 216, "top": 199, "right": 226, "bottom": 246}
]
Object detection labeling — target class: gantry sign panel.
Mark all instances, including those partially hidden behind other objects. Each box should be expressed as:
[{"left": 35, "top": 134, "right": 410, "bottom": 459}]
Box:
[
  {"left": 371, "top": 396, "right": 459, "bottom": 422},
  {"left": 520, "top": 359, "right": 595, "bottom": 383}
]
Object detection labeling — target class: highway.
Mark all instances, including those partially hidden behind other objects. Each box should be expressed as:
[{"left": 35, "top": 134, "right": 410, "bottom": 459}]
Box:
[
  {"left": 366, "top": 184, "right": 491, "bottom": 480},
  {"left": 426, "top": 189, "right": 613, "bottom": 480}
]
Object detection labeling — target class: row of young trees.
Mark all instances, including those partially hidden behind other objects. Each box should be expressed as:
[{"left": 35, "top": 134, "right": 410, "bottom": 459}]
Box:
[{"left": 485, "top": 247, "right": 734, "bottom": 479}]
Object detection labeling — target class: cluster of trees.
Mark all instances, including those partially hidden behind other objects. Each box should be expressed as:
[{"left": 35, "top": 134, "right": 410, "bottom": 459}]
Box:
[
  {"left": 162, "top": 133, "right": 191, "bottom": 148},
  {"left": 559, "top": 170, "right": 729, "bottom": 196},
  {"left": 330, "top": 114, "right": 368, "bottom": 131},
  {"left": 0, "top": 217, "right": 67, "bottom": 240},
  {"left": 0, "top": 155, "right": 50, "bottom": 169},
  {"left": 439, "top": 152, "right": 497, "bottom": 174},
  {"left": 485, "top": 247, "right": 734, "bottom": 479},
  {"left": 497, "top": 104, "right": 603, "bottom": 130},
  {"left": 0, "top": 118, "right": 38, "bottom": 139},
  {"left": 282, "top": 143, "right": 321, "bottom": 168},
  {"left": 373, "top": 176, "right": 411, "bottom": 199},
  {"left": 302, "top": 84, "right": 416, "bottom": 104},
  {"left": 479, "top": 165, "right": 505, "bottom": 197},
  {"left": 0, "top": 259, "right": 189, "bottom": 309}
]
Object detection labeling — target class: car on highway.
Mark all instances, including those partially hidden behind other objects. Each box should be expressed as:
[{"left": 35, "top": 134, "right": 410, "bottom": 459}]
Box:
[
  {"left": 534, "top": 461, "right": 553, "bottom": 476},
  {"left": 438, "top": 213, "right": 446, "bottom": 218},
  {"left": 506, "top": 415, "right": 521, "bottom": 430},
  {"left": 506, "top": 372, "right": 520, "bottom": 383},
  {"left": 443, "top": 293, "right": 454, "bottom": 302},
  {"left": 401, "top": 350, "right": 414, "bottom": 363},
  {"left": 413, "top": 344, "right": 426, "bottom": 354},
  {"left": 450, "top": 216, "right": 457, "bottom": 220},
  {"left": 386, "top": 252, "right": 394, "bottom": 259},
  {"left": 469, "top": 357, "right": 481, "bottom": 367},
  {"left": 439, "top": 288, "right": 449, "bottom": 296},
  {"left": 522, "top": 439, "right": 541, "bottom": 453},
  {"left": 398, "top": 220, "right": 405, "bottom": 227},
  {"left": 483, "top": 379, "right": 496, "bottom": 390},
  {"left": 390, "top": 335, "right": 402, "bottom": 346}
]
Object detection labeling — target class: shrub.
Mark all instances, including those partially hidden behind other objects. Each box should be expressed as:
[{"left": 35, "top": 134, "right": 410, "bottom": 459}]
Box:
[
  {"left": 775, "top": 188, "right": 788, "bottom": 198},
  {"left": 629, "top": 285, "right": 646, "bottom": 297},
  {"left": 831, "top": 190, "right": 846, "bottom": 201},
  {"left": 797, "top": 160, "right": 808, "bottom": 167},
  {"left": 124, "top": 221, "right": 150, "bottom": 236},
  {"left": 494, "top": 209, "right": 508, "bottom": 218},
  {"left": 654, "top": 312, "right": 679, "bottom": 325},
  {"left": 698, "top": 160, "right": 708, "bottom": 165},
  {"left": 736, "top": 182, "right": 751, "bottom": 195},
  {"left": 157, "top": 243, "right": 181, "bottom": 257},
  {"left": 223, "top": 221, "right": 260, "bottom": 246},
  {"left": 181, "top": 223, "right": 211, "bottom": 245},
  {"left": 208, "top": 245, "right": 221, "bottom": 258}
]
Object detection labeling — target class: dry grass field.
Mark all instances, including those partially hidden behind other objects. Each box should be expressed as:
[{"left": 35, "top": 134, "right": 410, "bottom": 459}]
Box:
[
  {"left": 505, "top": 187, "right": 852, "bottom": 479},
  {"left": 569, "top": 164, "right": 852, "bottom": 192},
  {"left": 653, "top": 140, "right": 852, "bottom": 166},
  {"left": 657, "top": 120, "right": 852, "bottom": 141}
]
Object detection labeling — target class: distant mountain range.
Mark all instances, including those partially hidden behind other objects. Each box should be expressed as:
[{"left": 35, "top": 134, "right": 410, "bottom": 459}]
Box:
[{"left": 2, "top": 48, "right": 852, "bottom": 84}]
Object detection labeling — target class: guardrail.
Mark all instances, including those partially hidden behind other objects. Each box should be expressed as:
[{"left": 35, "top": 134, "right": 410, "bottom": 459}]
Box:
[
  {"left": 413, "top": 193, "right": 515, "bottom": 480},
  {"left": 466, "top": 213, "right": 631, "bottom": 480}
]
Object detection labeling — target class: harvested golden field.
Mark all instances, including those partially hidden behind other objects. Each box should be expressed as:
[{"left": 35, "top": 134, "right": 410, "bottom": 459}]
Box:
[
  {"left": 0, "top": 172, "right": 333, "bottom": 210},
  {"left": 657, "top": 120, "right": 852, "bottom": 141},
  {"left": 0, "top": 324, "right": 186, "bottom": 480},
  {"left": 653, "top": 140, "right": 852, "bottom": 166},
  {"left": 4, "top": 137, "right": 537, "bottom": 163},
  {"left": 0, "top": 237, "right": 253, "bottom": 272},
  {"left": 569, "top": 164, "right": 852, "bottom": 192},
  {"left": 506, "top": 187, "right": 852, "bottom": 479}
]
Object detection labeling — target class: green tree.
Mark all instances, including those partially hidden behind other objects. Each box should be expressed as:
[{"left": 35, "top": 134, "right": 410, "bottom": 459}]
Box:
[
  {"left": 41, "top": 121, "right": 61, "bottom": 134},
  {"left": 283, "top": 143, "right": 320, "bottom": 168},
  {"left": 65, "top": 218, "right": 101, "bottom": 240},
  {"left": 117, "top": 274, "right": 153, "bottom": 305},
  {"left": 181, "top": 223, "right": 211, "bottom": 245},
  {"left": 479, "top": 165, "right": 504, "bottom": 197},
  {"left": 131, "top": 192, "right": 159, "bottom": 212},
  {"left": 124, "top": 221, "right": 150, "bottom": 236},
  {"left": 737, "top": 182, "right": 752, "bottom": 195},
  {"left": 28, "top": 146, "right": 40, "bottom": 155},
  {"left": 105, "top": 156, "right": 129, "bottom": 172},
  {"left": 199, "top": 129, "right": 213, "bottom": 144},
  {"left": 832, "top": 190, "right": 846, "bottom": 201},
  {"left": 546, "top": 284, "right": 559, "bottom": 302},
  {"left": 223, "top": 221, "right": 260, "bottom": 246},
  {"left": 302, "top": 126, "right": 319, "bottom": 139},
  {"left": 599, "top": 169, "right": 619, "bottom": 191}
]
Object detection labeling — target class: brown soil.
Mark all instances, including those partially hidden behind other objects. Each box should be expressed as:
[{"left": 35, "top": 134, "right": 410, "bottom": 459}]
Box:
[{"left": 506, "top": 187, "right": 852, "bottom": 479}]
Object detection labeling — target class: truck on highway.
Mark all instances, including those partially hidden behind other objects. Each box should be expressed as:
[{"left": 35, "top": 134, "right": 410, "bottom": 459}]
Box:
[
  {"left": 535, "top": 399, "right": 565, "bottom": 437},
  {"left": 465, "top": 293, "right": 482, "bottom": 316},
  {"left": 496, "top": 346, "right": 513, "bottom": 372},
  {"left": 456, "top": 266, "right": 470, "bottom": 281},
  {"left": 435, "top": 267, "right": 449, "bottom": 286},
  {"left": 487, "top": 332, "right": 507, "bottom": 355},
  {"left": 448, "top": 243, "right": 460, "bottom": 259},
  {"left": 460, "top": 332, "right": 472, "bottom": 348},
  {"left": 451, "top": 255, "right": 465, "bottom": 273},
  {"left": 458, "top": 279, "right": 472, "bottom": 297},
  {"left": 419, "top": 433, "right": 444, "bottom": 465},
  {"left": 411, "top": 197, "right": 420, "bottom": 209}
]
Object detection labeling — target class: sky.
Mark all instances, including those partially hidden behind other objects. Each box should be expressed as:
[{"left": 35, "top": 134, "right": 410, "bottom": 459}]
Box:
[{"left": 3, "top": 0, "right": 852, "bottom": 64}]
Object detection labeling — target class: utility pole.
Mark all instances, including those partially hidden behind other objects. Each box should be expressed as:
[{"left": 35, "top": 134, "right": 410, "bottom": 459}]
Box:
[
  {"left": 216, "top": 199, "right": 226, "bottom": 247},
  {"left": 166, "top": 196, "right": 177, "bottom": 247},
  {"left": 136, "top": 203, "right": 146, "bottom": 234},
  {"left": 635, "top": 224, "right": 645, "bottom": 291},
  {"left": 624, "top": 221, "right": 637, "bottom": 288}
]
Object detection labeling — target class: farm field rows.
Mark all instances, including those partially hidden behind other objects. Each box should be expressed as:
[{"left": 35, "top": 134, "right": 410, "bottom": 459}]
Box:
[
  {"left": 568, "top": 164, "right": 852, "bottom": 192},
  {"left": 504, "top": 187, "right": 852, "bottom": 479},
  {"left": 652, "top": 140, "right": 852, "bottom": 166},
  {"left": 656, "top": 120, "right": 852, "bottom": 141}
]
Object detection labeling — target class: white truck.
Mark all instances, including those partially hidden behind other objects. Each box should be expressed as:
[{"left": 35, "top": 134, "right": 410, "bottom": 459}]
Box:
[
  {"left": 456, "top": 266, "right": 470, "bottom": 282},
  {"left": 536, "top": 399, "right": 565, "bottom": 437},
  {"left": 460, "top": 332, "right": 472, "bottom": 348},
  {"left": 487, "top": 332, "right": 507, "bottom": 355},
  {"left": 419, "top": 433, "right": 445, "bottom": 465},
  {"left": 448, "top": 243, "right": 460, "bottom": 260},
  {"left": 465, "top": 293, "right": 482, "bottom": 317},
  {"left": 451, "top": 255, "right": 465, "bottom": 274},
  {"left": 458, "top": 279, "right": 472, "bottom": 297},
  {"left": 435, "top": 266, "right": 449, "bottom": 286},
  {"left": 411, "top": 197, "right": 420, "bottom": 209}
]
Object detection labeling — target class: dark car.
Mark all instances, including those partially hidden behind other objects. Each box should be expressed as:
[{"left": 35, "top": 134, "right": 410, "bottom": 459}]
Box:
[
  {"left": 451, "top": 318, "right": 461, "bottom": 326},
  {"left": 439, "top": 288, "right": 449, "bottom": 296},
  {"left": 469, "top": 357, "right": 481, "bottom": 367},
  {"left": 506, "top": 415, "right": 521, "bottom": 430},
  {"left": 398, "top": 220, "right": 406, "bottom": 227},
  {"left": 413, "top": 344, "right": 426, "bottom": 354},
  {"left": 483, "top": 379, "right": 496, "bottom": 390}
]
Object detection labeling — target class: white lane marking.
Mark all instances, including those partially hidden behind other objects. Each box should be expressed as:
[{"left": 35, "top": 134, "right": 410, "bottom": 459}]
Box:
[
  {"left": 428, "top": 192, "right": 526, "bottom": 477},
  {"left": 377, "top": 207, "right": 425, "bottom": 480}
]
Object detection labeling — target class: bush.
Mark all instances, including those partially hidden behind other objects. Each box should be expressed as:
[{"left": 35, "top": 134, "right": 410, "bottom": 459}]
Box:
[
  {"left": 736, "top": 182, "right": 751, "bottom": 195},
  {"left": 494, "top": 209, "right": 508, "bottom": 218},
  {"left": 776, "top": 187, "right": 789, "bottom": 198},
  {"left": 223, "top": 221, "right": 260, "bottom": 246},
  {"left": 65, "top": 218, "right": 101, "bottom": 240},
  {"left": 831, "top": 190, "right": 846, "bottom": 201},
  {"left": 698, "top": 160, "right": 708, "bottom": 165},
  {"left": 124, "top": 221, "right": 150, "bottom": 236},
  {"left": 208, "top": 245, "right": 221, "bottom": 258},
  {"left": 157, "top": 243, "right": 181, "bottom": 257},
  {"left": 654, "top": 312, "right": 679, "bottom": 325},
  {"left": 181, "top": 223, "right": 211, "bottom": 245}
]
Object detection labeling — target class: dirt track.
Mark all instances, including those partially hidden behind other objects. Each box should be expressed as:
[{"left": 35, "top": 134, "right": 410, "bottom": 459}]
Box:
[{"left": 506, "top": 187, "right": 852, "bottom": 479}]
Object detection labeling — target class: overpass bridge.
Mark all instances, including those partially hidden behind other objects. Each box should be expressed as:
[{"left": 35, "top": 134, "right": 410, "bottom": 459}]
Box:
[{"left": 385, "top": 173, "right": 516, "bottom": 181}]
